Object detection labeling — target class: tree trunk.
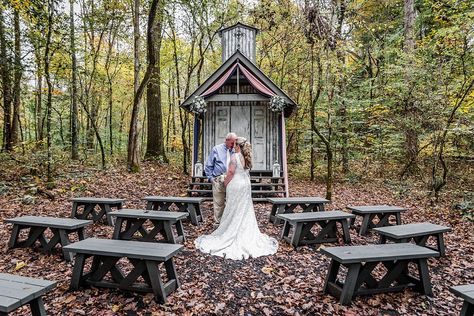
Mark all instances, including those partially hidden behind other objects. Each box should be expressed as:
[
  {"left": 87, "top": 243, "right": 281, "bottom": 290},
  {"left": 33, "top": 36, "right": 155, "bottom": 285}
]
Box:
[
  {"left": 35, "top": 51, "right": 44, "bottom": 143},
  {"left": 70, "top": 0, "right": 79, "bottom": 160},
  {"left": 0, "top": 7, "right": 12, "bottom": 151},
  {"left": 402, "top": 0, "right": 418, "bottom": 176},
  {"left": 145, "top": 0, "right": 167, "bottom": 162},
  {"left": 11, "top": 9, "right": 21, "bottom": 148},
  {"left": 128, "top": 0, "right": 161, "bottom": 172},
  {"left": 44, "top": 0, "right": 54, "bottom": 183}
]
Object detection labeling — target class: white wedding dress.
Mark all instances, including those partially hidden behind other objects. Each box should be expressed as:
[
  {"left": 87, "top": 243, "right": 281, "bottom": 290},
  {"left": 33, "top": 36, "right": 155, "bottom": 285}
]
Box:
[{"left": 195, "top": 153, "right": 278, "bottom": 260}]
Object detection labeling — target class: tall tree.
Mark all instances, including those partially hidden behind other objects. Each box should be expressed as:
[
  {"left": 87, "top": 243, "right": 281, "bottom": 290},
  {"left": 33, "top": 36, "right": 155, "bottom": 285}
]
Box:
[
  {"left": 11, "top": 8, "right": 21, "bottom": 147},
  {"left": 128, "top": 0, "right": 162, "bottom": 171},
  {"left": 44, "top": 0, "right": 54, "bottom": 183},
  {"left": 128, "top": 0, "right": 141, "bottom": 171},
  {"left": 145, "top": 0, "right": 167, "bottom": 161},
  {"left": 70, "top": 0, "right": 79, "bottom": 160},
  {"left": 401, "top": 0, "right": 418, "bottom": 176},
  {"left": 0, "top": 6, "right": 13, "bottom": 151}
]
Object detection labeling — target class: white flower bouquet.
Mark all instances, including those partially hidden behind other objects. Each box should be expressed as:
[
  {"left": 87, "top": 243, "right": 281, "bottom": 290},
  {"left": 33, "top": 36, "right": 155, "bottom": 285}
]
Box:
[
  {"left": 269, "top": 95, "right": 286, "bottom": 112},
  {"left": 190, "top": 96, "right": 207, "bottom": 114}
]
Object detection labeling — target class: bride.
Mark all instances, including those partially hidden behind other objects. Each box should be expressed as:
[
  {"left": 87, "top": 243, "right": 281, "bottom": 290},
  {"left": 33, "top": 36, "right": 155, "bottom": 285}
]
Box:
[{"left": 195, "top": 137, "right": 278, "bottom": 260}]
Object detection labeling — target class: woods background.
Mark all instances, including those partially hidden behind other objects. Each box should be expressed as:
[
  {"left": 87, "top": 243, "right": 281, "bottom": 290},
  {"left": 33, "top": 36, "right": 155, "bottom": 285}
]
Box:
[{"left": 0, "top": 0, "right": 472, "bottom": 203}]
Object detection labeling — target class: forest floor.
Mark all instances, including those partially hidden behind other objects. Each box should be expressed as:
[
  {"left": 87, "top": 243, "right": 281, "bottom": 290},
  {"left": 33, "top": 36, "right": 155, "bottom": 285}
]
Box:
[{"left": 0, "top": 161, "right": 472, "bottom": 315}]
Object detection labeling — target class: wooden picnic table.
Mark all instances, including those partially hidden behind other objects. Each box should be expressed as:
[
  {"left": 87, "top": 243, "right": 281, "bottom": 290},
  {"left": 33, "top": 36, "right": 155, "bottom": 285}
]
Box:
[
  {"left": 6, "top": 216, "right": 92, "bottom": 261},
  {"left": 64, "top": 238, "right": 183, "bottom": 303},
  {"left": 0, "top": 273, "right": 56, "bottom": 316},
  {"left": 277, "top": 211, "right": 355, "bottom": 247},
  {"left": 374, "top": 222, "right": 451, "bottom": 257},
  {"left": 71, "top": 197, "right": 125, "bottom": 226},
  {"left": 450, "top": 284, "right": 474, "bottom": 316},
  {"left": 346, "top": 205, "right": 407, "bottom": 235},
  {"left": 267, "top": 197, "right": 330, "bottom": 225},
  {"left": 143, "top": 196, "right": 204, "bottom": 226},
  {"left": 321, "top": 243, "right": 438, "bottom": 305},
  {"left": 109, "top": 209, "right": 188, "bottom": 244}
]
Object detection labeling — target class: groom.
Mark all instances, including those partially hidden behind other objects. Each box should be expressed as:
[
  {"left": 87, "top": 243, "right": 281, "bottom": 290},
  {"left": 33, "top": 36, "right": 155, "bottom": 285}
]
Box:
[{"left": 204, "top": 132, "right": 237, "bottom": 223}]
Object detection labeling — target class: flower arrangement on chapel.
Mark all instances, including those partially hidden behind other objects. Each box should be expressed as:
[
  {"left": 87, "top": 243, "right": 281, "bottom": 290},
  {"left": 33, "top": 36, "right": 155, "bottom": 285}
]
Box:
[
  {"left": 269, "top": 95, "right": 286, "bottom": 112},
  {"left": 190, "top": 96, "right": 207, "bottom": 114}
]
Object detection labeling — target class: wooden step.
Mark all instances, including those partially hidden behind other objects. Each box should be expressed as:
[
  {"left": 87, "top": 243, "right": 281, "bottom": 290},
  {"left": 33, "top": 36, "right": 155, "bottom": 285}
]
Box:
[
  {"left": 188, "top": 182, "right": 284, "bottom": 187},
  {"left": 192, "top": 176, "right": 284, "bottom": 181},
  {"left": 187, "top": 189, "right": 285, "bottom": 195}
]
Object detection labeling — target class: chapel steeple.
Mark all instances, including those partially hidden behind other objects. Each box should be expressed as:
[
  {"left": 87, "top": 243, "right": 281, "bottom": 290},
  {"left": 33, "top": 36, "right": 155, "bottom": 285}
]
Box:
[{"left": 218, "top": 22, "right": 259, "bottom": 63}]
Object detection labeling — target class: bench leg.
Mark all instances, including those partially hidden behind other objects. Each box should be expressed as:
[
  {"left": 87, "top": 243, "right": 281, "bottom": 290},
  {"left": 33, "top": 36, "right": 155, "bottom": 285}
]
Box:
[
  {"left": 175, "top": 220, "right": 186, "bottom": 242},
  {"left": 112, "top": 218, "right": 124, "bottom": 240},
  {"left": 416, "top": 258, "right": 433, "bottom": 296},
  {"left": 436, "top": 233, "right": 446, "bottom": 257},
  {"left": 340, "top": 219, "right": 351, "bottom": 244},
  {"left": 269, "top": 204, "right": 278, "bottom": 223},
  {"left": 8, "top": 224, "right": 20, "bottom": 248},
  {"left": 104, "top": 204, "right": 115, "bottom": 226},
  {"left": 379, "top": 235, "right": 387, "bottom": 244},
  {"left": 71, "top": 202, "right": 78, "bottom": 218},
  {"left": 460, "top": 301, "right": 474, "bottom": 316},
  {"left": 145, "top": 261, "right": 167, "bottom": 303},
  {"left": 281, "top": 221, "right": 291, "bottom": 240},
  {"left": 395, "top": 212, "right": 402, "bottom": 225},
  {"left": 291, "top": 223, "right": 303, "bottom": 247},
  {"left": 58, "top": 229, "right": 73, "bottom": 262},
  {"left": 340, "top": 263, "right": 361, "bottom": 306},
  {"left": 359, "top": 215, "right": 371, "bottom": 236},
  {"left": 165, "top": 258, "right": 180, "bottom": 288},
  {"left": 163, "top": 221, "right": 177, "bottom": 244},
  {"left": 146, "top": 201, "right": 154, "bottom": 210},
  {"left": 187, "top": 204, "right": 199, "bottom": 226},
  {"left": 30, "top": 297, "right": 47, "bottom": 316},
  {"left": 323, "top": 259, "right": 340, "bottom": 294},
  {"left": 70, "top": 254, "right": 86, "bottom": 290}
]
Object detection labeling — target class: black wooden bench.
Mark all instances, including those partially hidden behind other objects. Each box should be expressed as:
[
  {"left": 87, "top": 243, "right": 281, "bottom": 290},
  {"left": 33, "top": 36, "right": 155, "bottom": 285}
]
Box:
[
  {"left": 346, "top": 205, "right": 407, "bottom": 236},
  {"left": 6, "top": 216, "right": 92, "bottom": 262},
  {"left": 64, "top": 238, "right": 183, "bottom": 303},
  {"left": 143, "top": 196, "right": 204, "bottom": 226},
  {"left": 268, "top": 197, "right": 330, "bottom": 225},
  {"left": 374, "top": 222, "right": 451, "bottom": 257},
  {"left": 0, "top": 273, "right": 56, "bottom": 316},
  {"left": 276, "top": 211, "right": 355, "bottom": 247},
  {"left": 321, "top": 243, "right": 439, "bottom": 305},
  {"left": 71, "top": 197, "right": 125, "bottom": 226},
  {"left": 450, "top": 284, "right": 474, "bottom": 316},
  {"left": 110, "top": 209, "right": 188, "bottom": 244}
]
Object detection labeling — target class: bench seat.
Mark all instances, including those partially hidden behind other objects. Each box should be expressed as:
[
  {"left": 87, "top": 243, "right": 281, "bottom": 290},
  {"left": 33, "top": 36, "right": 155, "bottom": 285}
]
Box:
[
  {"left": 64, "top": 238, "right": 183, "bottom": 303},
  {"left": 321, "top": 243, "right": 439, "bottom": 305},
  {"left": 0, "top": 273, "right": 56, "bottom": 316},
  {"left": 110, "top": 209, "right": 188, "bottom": 243},
  {"left": 276, "top": 211, "right": 355, "bottom": 247},
  {"left": 6, "top": 216, "right": 92, "bottom": 262},
  {"left": 374, "top": 222, "right": 451, "bottom": 256},
  {"left": 450, "top": 284, "right": 474, "bottom": 316}
]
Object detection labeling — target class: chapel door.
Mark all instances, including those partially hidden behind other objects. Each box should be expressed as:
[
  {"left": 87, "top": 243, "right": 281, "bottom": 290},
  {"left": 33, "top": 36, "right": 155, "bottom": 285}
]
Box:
[
  {"left": 251, "top": 105, "right": 267, "bottom": 170},
  {"left": 214, "top": 105, "right": 230, "bottom": 149}
]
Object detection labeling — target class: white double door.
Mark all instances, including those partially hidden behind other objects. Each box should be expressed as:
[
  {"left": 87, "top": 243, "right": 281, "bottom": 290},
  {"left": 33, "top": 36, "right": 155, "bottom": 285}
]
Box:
[{"left": 212, "top": 103, "right": 267, "bottom": 170}]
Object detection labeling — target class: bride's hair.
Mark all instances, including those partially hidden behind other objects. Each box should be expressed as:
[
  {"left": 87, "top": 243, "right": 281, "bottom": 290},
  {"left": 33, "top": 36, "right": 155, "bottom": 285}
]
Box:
[{"left": 236, "top": 137, "right": 252, "bottom": 170}]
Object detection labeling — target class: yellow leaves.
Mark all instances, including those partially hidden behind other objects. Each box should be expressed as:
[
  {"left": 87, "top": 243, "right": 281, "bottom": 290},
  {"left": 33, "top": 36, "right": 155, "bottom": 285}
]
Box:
[
  {"left": 261, "top": 266, "right": 274, "bottom": 275},
  {"left": 64, "top": 295, "right": 76, "bottom": 304},
  {"left": 112, "top": 304, "right": 121, "bottom": 312},
  {"left": 14, "top": 261, "right": 26, "bottom": 271}
]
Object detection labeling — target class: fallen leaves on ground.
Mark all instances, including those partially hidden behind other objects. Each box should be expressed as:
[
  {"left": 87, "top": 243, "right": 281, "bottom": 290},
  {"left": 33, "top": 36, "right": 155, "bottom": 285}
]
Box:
[{"left": 0, "top": 162, "right": 472, "bottom": 315}]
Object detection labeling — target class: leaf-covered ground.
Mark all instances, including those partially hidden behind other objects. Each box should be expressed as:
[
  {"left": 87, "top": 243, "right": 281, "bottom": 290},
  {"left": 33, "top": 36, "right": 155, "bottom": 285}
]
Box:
[{"left": 0, "top": 162, "right": 472, "bottom": 315}]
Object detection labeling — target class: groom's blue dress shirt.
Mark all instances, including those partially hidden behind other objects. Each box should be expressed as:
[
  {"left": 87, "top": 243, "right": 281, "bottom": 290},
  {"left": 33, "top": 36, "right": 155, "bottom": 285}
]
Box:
[{"left": 205, "top": 143, "right": 233, "bottom": 181}]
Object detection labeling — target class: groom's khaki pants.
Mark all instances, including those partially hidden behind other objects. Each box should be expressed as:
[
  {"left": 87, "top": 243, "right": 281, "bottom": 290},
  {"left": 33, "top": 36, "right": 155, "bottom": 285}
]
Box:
[{"left": 212, "top": 177, "right": 226, "bottom": 223}]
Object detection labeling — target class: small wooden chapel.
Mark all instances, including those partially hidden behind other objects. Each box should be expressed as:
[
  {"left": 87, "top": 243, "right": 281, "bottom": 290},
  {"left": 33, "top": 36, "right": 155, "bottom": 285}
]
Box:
[{"left": 181, "top": 22, "right": 297, "bottom": 198}]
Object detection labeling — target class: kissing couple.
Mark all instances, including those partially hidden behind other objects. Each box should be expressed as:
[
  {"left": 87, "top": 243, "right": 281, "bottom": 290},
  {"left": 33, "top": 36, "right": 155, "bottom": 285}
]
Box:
[{"left": 194, "top": 132, "right": 278, "bottom": 260}]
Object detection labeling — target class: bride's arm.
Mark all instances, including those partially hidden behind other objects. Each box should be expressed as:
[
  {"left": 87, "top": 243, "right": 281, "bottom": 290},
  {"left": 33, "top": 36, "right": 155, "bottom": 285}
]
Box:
[{"left": 224, "top": 156, "right": 237, "bottom": 187}]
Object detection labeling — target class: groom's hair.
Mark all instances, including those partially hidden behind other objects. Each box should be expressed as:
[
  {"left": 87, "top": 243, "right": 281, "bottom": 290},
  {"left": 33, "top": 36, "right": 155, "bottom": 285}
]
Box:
[{"left": 225, "top": 132, "right": 237, "bottom": 140}]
